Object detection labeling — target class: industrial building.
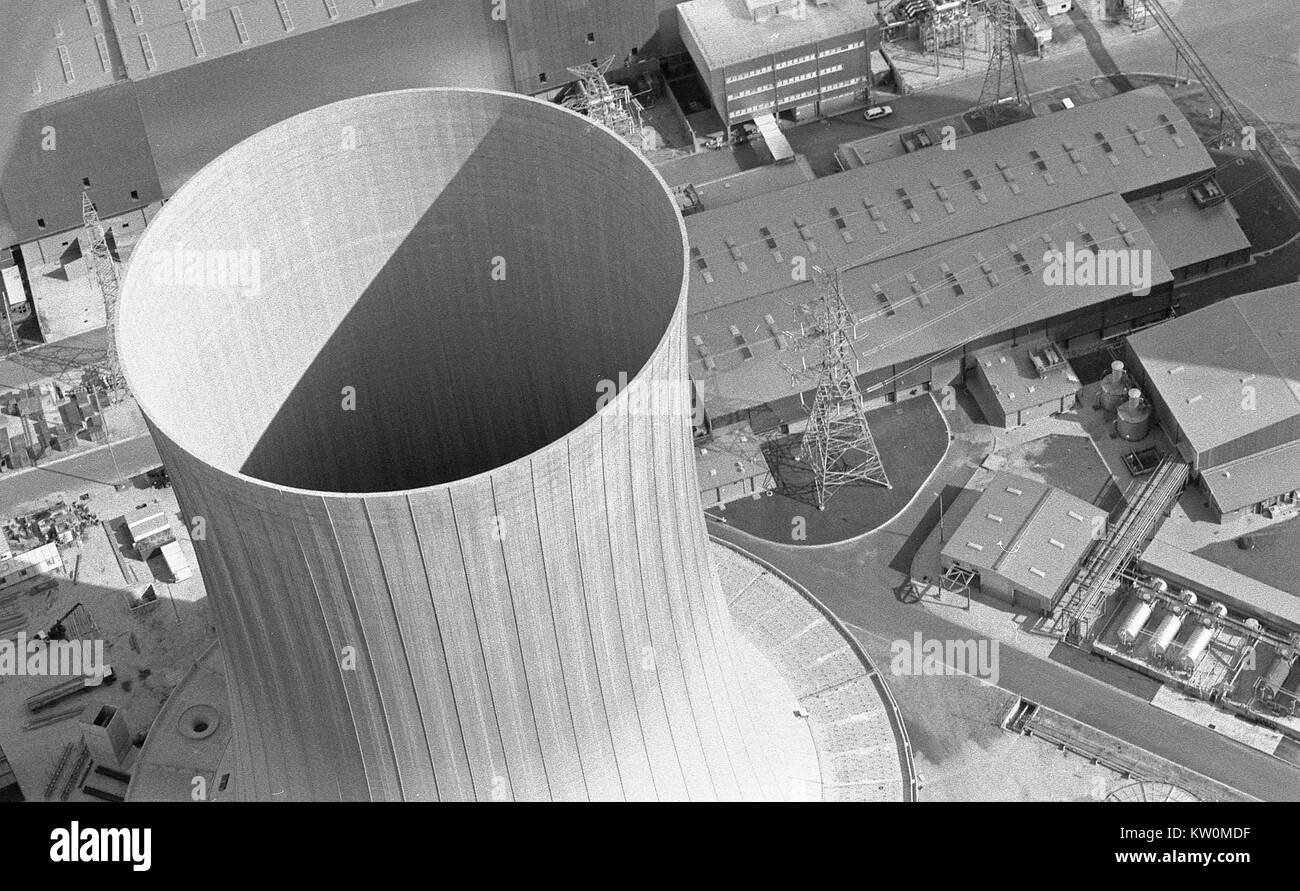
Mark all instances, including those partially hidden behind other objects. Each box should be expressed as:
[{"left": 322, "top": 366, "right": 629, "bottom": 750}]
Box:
[
  {"left": 939, "top": 472, "right": 1107, "bottom": 614},
  {"left": 0, "top": 0, "right": 692, "bottom": 252},
  {"left": 116, "top": 88, "right": 793, "bottom": 802},
  {"left": 696, "top": 427, "right": 776, "bottom": 506},
  {"left": 1126, "top": 283, "right": 1300, "bottom": 522},
  {"left": 685, "top": 86, "right": 1251, "bottom": 432},
  {"left": 678, "top": 0, "right": 876, "bottom": 133},
  {"left": 968, "top": 339, "right": 1080, "bottom": 428},
  {"left": 0, "top": 542, "right": 63, "bottom": 592}
]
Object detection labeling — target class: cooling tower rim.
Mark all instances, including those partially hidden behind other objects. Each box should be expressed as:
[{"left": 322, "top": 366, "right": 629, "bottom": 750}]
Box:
[{"left": 118, "top": 87, "right": 692, "bottom": 500}]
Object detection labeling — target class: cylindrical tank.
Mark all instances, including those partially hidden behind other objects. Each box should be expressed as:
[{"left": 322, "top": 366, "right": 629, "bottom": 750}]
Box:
[
  {"left": 1118, "top": 589, "right": 1154, "bottom": 646},
  {"left": 1150, "top": 591, "right": 1196, "bottom": 662},
  {"left": 1117, "top": 388, "right": 1151, "bottom": 441},
  {"left": 117, "top": 89, "right": 788, "bottom": 802},
  {"left": 1099, "top": 360, "right": 1129, "bottom": 411},
  {"left": 1175, "top": 603, "right": 1226, "bottom": 671},
  {"left": 1260, "top": 652, "right": 1295, "bottom": 700}
]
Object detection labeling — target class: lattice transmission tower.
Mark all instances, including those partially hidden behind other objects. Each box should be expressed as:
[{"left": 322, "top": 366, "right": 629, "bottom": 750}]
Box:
[
  {"left": 975, "top": 0, "right": 1029, "bottom": 128},
  {"left": 81, "top": 191, "right": 126, "bottom": 400},
  {"left": 792, "top": 267, "right": 890, "bottom": 511},
  {"left": 566, "top": 56, "right": 645, "bottom": 150}
]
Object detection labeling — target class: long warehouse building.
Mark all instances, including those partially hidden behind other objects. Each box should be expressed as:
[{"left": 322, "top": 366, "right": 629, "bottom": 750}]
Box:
[{"left": 683, "top": 86, "right": 1251, "bottom": 430}]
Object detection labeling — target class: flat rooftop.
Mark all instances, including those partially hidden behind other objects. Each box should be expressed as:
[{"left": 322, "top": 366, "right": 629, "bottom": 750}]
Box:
[
  {"left": 678, "top": 0, "right": 874, "bottom": 71},
  {"left": 941, "top": 471, "right": 1106, "bottom": 602},
  {"left": 1129, "top": 190, "right": 1251, "bottom": 271},
  {"left": 1129, "top": 282, "right": 1300, "bottom": 456},
  {"left": 690, "top": 192, "right": 1172, "bottom": 419},
  {"left": 1140, "top": 537, "right": 1300, "bottom": 634},
  {"left": 973, "top": 339, "right": 1080, "bottom": 413},
  {"left": 696, "top": 426, "right": 772, "bottom": 490}
]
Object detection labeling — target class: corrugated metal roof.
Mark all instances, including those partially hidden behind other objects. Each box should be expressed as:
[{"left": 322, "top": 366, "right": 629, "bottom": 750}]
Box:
[
  {"left": 689, "top": 193, "right": 1172, "bottom": 419},
  {"left": 1129, "top": 282, "right": 1300, "bottom": 457},
  {"left": 1198, "top": 440, "right": 1300, "bottom": 515},
  {"left": 1128, "top": 189, "right": 1251, "bottom": 270},
  {"left": 940, "top": 472, "right": 1105, "bottom": 601},
  {"left": 685, "top": 87, "right": 1213, "bottom": 314}
]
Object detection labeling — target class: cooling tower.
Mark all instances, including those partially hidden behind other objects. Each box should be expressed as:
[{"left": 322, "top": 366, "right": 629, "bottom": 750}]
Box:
[{"left": 117, "top": 88, "right": 788, "bottom": 801}]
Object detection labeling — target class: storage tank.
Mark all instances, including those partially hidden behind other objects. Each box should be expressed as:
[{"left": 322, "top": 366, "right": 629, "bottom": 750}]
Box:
[
  {"left": 1117, "top": 388, "right": 1151, "bottom": 441},
  {"left": 1260, "top": 635, "right": 1300, "bottom": 701},
  {"left": 1175, "top": 603, "right": 1226, "bottom": 672},
  {"left": 1098, "top": 361, "right": 1129, "bottom": 411},
  {"left": 1150, "top": 590, "right": 1196, "bottom": 662},
  {"left": 1117, "top": 588, "right": 1154, "bottom": 647}
]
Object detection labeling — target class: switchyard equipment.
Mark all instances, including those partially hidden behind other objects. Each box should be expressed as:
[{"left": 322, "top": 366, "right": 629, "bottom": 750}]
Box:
[
  {"left": 565, "top": 56, "right": 645, "bottom": 151},
  {"left": 116, "top": 89, "right": 791, "bottom": 802}
]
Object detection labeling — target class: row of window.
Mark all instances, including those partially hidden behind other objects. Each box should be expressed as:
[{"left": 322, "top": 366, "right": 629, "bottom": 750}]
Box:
[
  {"left": 724, "top": 37, "right": 866, "bottom": 85},
  {"left": 728, "top": 75, "right": 865, "bottom": 119},
  {"left": 727, "top": 63, "right": 849, "bottom": 103}
]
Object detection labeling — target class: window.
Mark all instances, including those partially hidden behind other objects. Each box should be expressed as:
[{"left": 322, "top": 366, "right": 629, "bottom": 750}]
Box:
[
  {"left": 586, "top": 32, "right": 595, "bottom": 44},
  {"left": 130, "top": 190, "right": 139, "bottom": 200},
  {"left": 539, "top": 72, "right": 547, "bottom": 83},
  {"left": 37, "top": 218, "right": 46, "bottom": 229},
  {"left": 630, "top": 47, "right": 638, "bottom": 57}
]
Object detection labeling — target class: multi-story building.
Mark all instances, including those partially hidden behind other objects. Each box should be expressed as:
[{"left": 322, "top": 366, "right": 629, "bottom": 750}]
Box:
[{"left": 679, "top": 0, "right": 876, "bottom": 132}]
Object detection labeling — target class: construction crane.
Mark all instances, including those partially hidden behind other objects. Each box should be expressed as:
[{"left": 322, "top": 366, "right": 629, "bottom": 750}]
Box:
[
  {"left": 974, "top": 0, "right": 1029, "bottom": 129},
  {"left": 565, "top": 56, "right": 645, "bottom": 151},
  {"left": 80, "top": 192, "right": 125, "bottom": 401},
  {"left": 788, "top": 266, "right": 890, "bottom": 511}
]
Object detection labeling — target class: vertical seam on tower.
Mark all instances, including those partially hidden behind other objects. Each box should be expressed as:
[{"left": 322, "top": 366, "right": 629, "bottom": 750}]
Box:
[
  {"left": 325, "top": 500, "right": 405, "bottom": 801},
  {"left": 290, "top": 520, "right": 365, "bottom": 801},
  {"left": 362, "top": 499, "right": 440, "bottom": 800},
  {"left": 615, "top": 415, "right": 690, "bottom": 799},
  {"left": 660, "top": 408, "right": 741, "bottom": 798},
  {"left": 447, "top": 494, "right": 515, "bottom": 801},
  {"left": 565, "top": 438, "right": 630, "bottom": 801},
  {"left": 527, "top": 460, "right": 592, "bottom": 801},
  {"left": 642, "top": 413, "right": 722, "bottom": 801},
  {"left": 596, "top": 423, "right": 666, "bottom": 799},
  {"left": 408, "top": 494, "right": 476, "bottom": 800},
  {"left": 488, "top": 475, "right": 553, "bottom": 801}
]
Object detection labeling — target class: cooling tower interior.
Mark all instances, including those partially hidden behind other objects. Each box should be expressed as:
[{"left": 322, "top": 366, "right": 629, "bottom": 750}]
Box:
[
  {"left": 119, "top": 89, "right": 684, "bottom": 494},
  {"left": 117, "top": 88, "right": 788, "bottom": 802}
]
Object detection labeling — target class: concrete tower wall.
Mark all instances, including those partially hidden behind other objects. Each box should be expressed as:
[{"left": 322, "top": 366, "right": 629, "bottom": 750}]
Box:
[{"left": 118, "top": 89, "right": 785, "bottom": 801}]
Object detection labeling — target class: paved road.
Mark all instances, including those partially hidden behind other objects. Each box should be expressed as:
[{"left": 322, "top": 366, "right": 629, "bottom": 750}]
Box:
[
  {"left": 0, "top": 433, "right": 159, "bottom": 508},
  {"left": 710, "top": 513, "right": 1300, "bottom": 801}
]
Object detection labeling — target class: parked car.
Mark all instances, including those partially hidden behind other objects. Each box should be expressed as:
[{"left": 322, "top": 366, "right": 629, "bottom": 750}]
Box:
[{"left": 864, "top": 105, "right": 893, "bottom": 121}]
